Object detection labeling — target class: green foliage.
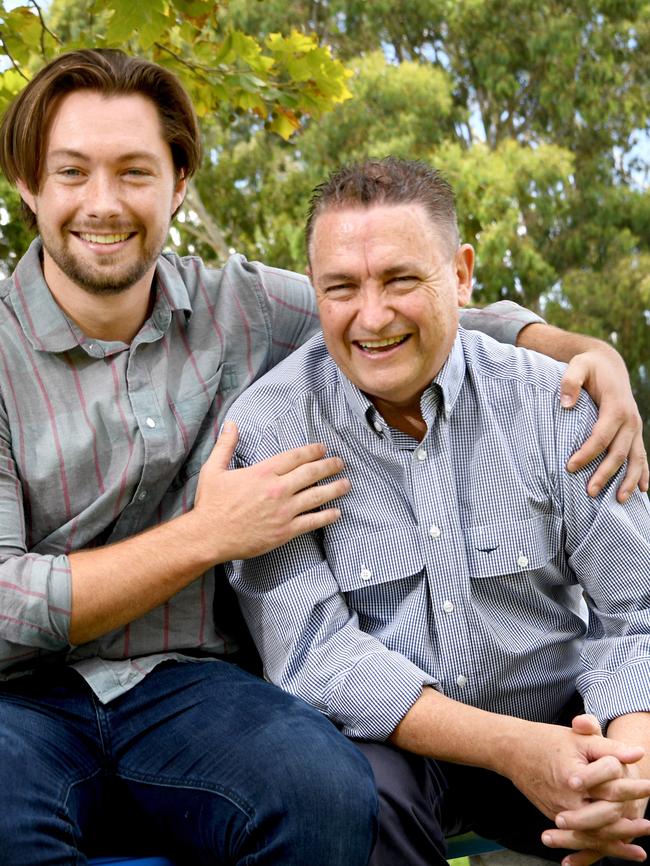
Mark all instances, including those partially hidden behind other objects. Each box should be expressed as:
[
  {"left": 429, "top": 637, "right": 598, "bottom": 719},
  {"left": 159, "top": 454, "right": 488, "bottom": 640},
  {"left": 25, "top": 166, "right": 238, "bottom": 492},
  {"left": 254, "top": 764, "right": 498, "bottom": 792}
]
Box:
[
  {"left": 0, "top": 0, "right": 352, "bottom": 132},
  {"left": 0, "top": 0, "right": 647, "bottom": 441}
]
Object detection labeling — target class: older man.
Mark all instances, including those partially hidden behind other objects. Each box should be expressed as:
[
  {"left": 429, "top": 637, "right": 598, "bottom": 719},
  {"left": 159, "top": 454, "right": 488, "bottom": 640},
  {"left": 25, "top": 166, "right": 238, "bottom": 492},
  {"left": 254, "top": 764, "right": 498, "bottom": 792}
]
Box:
[{"left": 227, "top": 158, "right": 650, "bottom": 866}]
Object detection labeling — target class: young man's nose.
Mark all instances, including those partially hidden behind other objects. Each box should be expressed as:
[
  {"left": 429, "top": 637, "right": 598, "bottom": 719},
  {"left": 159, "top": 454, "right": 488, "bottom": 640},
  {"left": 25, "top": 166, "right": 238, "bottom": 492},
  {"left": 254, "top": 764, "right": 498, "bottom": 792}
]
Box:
[{"left": 83, "top": 174, "right": 123, "bottom": 220}]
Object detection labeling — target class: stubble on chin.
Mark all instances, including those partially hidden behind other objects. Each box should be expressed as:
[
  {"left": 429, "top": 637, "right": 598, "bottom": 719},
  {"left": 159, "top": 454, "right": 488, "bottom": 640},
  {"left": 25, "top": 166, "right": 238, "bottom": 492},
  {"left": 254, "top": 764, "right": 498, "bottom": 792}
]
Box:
[{"left": 39, "top": 227, "right": 165, "bottom": 297}]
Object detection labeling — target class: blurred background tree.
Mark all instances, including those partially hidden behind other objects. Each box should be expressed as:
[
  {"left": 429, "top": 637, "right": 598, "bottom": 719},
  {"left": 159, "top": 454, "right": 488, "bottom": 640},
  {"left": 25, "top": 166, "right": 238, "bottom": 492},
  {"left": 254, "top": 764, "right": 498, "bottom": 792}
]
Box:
[{"left": 0, "top": 0, "right": 648, "bottom": 445}]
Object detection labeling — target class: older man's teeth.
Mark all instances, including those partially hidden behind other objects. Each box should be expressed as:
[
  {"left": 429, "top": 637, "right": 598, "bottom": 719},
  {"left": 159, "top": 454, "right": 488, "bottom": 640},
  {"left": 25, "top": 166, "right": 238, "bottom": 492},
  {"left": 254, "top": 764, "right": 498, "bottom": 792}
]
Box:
[
  {"left": 78, "top": 232, "right": 131, "bottom": 244},
  {"left": 358, "top": 336, "right": 406, "bottom": 350}
]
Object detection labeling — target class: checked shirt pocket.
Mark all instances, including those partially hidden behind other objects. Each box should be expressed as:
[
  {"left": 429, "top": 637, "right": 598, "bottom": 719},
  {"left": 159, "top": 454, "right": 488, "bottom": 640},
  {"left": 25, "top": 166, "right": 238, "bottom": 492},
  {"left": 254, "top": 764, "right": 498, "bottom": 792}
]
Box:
[
  {"left": 325, "top": 526, "right": 426, "bottom": 628},
  {"left": 463, "top": 515, "right": 582, "bottom": 653}
]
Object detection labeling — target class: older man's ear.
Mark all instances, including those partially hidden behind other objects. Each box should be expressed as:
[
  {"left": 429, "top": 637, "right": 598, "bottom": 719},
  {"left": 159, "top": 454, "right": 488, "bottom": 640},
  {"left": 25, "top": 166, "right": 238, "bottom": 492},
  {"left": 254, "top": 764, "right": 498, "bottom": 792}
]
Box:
[{"left": 455, "top": 244, "right": 475, "bottom": 307}]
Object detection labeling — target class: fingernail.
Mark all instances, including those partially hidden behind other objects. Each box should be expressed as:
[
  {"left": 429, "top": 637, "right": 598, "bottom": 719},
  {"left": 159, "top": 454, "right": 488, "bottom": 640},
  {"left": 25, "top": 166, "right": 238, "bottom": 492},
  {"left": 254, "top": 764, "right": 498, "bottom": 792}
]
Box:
[
  {"left": 556, "top": 816, "right": 566, "bottom": 829},
  {"left": 588, "top": 484, "right": 601, "bottom": 497},
  {"left": 560, "top": 394, "right": 573, "bottom": 408},
  {"left": 542, "top": 833, "right": 552, "bottom": 846},
  {"left": 620, "top": 491, "right": 629, "bottom": 502}
]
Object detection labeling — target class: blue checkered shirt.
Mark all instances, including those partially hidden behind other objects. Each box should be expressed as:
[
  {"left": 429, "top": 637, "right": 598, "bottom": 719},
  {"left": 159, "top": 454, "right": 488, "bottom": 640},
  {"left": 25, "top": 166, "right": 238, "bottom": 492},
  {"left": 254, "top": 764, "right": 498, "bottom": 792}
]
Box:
[{"left": 227, "top": 328, "right": 650, "bottom": 740}]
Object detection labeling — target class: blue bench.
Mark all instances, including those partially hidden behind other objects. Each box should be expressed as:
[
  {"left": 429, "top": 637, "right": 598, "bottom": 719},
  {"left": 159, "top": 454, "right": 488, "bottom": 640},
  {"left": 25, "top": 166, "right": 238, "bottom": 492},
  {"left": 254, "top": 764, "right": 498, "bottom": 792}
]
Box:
[
  {"left": 446, "top": 832, "right": 504, "bottom": 860},
  {"left": 87, "top": 833, "right": 503, "bottom": 865}
]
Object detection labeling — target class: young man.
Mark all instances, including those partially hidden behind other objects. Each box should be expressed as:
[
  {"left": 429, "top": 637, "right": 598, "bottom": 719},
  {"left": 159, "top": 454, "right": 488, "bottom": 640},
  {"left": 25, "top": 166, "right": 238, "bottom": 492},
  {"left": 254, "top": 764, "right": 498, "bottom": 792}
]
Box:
[
  {"left": 227, "top": 159, "right": 650, "bottom": 866},
  {"left": 0, "top": 49, "right": 644, "bottom": 863}
]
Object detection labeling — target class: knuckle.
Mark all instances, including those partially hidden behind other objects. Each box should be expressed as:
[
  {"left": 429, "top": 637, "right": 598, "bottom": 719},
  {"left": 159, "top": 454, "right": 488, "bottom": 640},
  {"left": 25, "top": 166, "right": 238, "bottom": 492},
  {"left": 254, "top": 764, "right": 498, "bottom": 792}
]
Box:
[{"left": 607, "top": 449, "right": 628, "bottom": 466}]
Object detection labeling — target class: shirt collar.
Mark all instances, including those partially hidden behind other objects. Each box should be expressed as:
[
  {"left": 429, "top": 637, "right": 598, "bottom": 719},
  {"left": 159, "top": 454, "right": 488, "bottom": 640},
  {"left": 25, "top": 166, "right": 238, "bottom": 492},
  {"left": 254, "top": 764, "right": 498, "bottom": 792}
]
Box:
[
  {"left": 338, "top": 330, "right": 466, "bottom": 435},
  {"left": 9, "top": 238, "right": 193, "bottom": 354}
]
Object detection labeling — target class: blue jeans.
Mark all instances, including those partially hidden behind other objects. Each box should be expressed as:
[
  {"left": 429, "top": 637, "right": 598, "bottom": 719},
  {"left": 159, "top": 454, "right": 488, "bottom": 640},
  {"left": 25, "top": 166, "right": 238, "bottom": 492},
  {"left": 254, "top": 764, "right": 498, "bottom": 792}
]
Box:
[{"left": 0, "top": 660, "right": 377, "bottom": 866}]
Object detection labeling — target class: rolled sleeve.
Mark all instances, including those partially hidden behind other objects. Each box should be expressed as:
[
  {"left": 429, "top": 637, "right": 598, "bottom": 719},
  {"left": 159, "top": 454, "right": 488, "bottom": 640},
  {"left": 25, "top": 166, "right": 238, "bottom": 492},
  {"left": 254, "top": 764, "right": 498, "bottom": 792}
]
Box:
[
  {"left": 0, "top": 421, "right": 72, "bottom": 669},
  {"left": 228, "top": 540, "right": 435, "bottom": 741},
  {"left": 460, "top": 300, "right": 544, "bottom": 345},
  {"left": 559, "top": 398, "right": 650, "bottom": 728}
]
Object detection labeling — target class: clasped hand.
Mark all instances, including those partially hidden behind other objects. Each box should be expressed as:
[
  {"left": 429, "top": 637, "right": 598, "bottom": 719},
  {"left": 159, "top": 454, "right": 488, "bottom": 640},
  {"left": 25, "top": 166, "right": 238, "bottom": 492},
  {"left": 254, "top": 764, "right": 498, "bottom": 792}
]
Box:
[{"left": 534, "top": 715, "right": 650, "bottom": 866}]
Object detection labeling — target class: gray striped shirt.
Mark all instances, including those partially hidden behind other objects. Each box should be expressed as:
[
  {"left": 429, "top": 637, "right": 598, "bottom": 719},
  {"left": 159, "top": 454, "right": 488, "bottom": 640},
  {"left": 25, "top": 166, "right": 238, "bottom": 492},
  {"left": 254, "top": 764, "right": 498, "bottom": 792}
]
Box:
[{"left": 228, "top": 329, "right": 650, "bottom": 739}]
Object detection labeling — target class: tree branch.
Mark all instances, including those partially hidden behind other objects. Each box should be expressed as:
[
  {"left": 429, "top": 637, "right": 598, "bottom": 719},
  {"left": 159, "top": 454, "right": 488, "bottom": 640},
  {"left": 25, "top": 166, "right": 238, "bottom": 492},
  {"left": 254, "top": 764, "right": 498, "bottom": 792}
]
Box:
[{"left": 183, "top": 181, "right": 231, "bottom": 260}]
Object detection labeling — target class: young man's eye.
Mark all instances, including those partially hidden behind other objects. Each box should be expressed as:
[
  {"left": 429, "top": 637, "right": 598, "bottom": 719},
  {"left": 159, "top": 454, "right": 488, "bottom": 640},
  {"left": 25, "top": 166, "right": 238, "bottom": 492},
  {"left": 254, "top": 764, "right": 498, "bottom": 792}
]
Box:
[{"left": 58, "top": 168, "right": 82, "bottom": 177}]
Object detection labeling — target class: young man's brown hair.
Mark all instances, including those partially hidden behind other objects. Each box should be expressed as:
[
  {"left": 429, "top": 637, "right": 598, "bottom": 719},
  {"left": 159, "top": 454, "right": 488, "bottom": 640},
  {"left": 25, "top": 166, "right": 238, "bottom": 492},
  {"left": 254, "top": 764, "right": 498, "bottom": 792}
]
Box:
[{"left": 0, "top": 48, "right": 202, "bottom": 227}]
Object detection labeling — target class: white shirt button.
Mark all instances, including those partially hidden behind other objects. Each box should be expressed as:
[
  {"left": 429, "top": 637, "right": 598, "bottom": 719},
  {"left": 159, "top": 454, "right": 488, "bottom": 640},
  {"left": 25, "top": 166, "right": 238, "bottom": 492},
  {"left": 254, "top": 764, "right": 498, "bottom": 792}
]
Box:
[
  {"left": 442, "top": 600, "right": 454, "bottom": 613},
  {"left": 137, "top": 490, "right": 148, "bottom": 501},
  {"left": 456, "top": 674, "right": 468, "bottom": 688},
  {"left": 373, "top": 420, "right": 383, "bottom": 434},
  {"left": 429, "top": 525, "right": 441, "bottom": 539},
  {"left": 517, "top": 553, "right": 529, "bottom": 568},
  {"left": 416, "top": 449, "right": 427, "bottom": 462},
  {"left": 145, "top": 417, "right": 156, "bottom": 428},
  {"left": 360, "top": 567, "right": 372, "bottom": 581}
]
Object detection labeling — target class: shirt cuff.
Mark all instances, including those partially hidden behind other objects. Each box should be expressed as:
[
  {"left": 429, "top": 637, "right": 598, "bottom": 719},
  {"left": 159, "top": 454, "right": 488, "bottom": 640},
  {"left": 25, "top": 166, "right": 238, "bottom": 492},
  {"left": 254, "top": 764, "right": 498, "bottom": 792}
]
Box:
[
  {"left": 460, "top": 300, "right": 545, "bottom": 346},
  {"left": 327, "top": 649, "right": 437, "bottom": 740},
  {"left": 579, "top": 657, "right": 650, "bottom": 729}
]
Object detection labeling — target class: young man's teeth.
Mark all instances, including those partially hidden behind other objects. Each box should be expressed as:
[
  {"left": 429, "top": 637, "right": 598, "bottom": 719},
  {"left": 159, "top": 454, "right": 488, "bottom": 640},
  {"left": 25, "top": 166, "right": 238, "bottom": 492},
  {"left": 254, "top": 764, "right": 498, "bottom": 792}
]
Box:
[
  {"left": 79, "top": 232, "right": 130, "bottom": 244},
  {"left": 359, "top": 336, "right": 405, "bottom": 349}
]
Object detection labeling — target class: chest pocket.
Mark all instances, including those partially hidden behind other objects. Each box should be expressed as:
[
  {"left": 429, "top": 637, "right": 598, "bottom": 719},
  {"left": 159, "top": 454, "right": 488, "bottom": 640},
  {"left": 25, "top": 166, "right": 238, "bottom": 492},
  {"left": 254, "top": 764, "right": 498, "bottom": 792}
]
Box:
[
  {"left": 168, "top": 366, "right": 224, "bottom": 427},
  {"left": 325, "top": 525, "right": 425, "bottom": 592},
  {"left": 464, "top": 514, "right": 562, "bottom": 579},
  {"left": 463, "top": 514, "right": 582, "bottom": 653}
]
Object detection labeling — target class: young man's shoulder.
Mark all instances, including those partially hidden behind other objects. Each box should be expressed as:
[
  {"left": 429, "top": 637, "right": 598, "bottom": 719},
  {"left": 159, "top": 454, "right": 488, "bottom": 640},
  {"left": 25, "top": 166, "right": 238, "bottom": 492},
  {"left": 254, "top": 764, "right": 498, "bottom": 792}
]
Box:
[{"left": 227, "top": 332, "right": 335, "bottom": 430}]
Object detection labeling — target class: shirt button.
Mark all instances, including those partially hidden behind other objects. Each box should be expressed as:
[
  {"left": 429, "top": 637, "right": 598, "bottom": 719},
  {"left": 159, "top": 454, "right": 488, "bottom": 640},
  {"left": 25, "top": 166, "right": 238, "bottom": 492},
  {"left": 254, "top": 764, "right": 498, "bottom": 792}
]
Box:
[
  {"left": 442, "top": 600, "right": 454, "bottom": 613},
  {"left": 416, "top": 449, "right": 427, "bottom": 462},
  {"left": 429, "top": 525, "right": 441, "bottom": 539},
  {"left": 360, "top": 567, "right": 372, "bottom": 581},
  {"left": 145, "top": 417, "right": 156, "bottom": 428},
  {"left": 137, "top": 490, "right": 148, "bottom": 501},
  {"left": 373, "top": 421, "right": 383, "bottom": 434},
  {"left": 517, "top": 553, "right": 529, "bottom": 568},
  {"left": 456, "top": 675, "right": 468, "bottom": 688}
]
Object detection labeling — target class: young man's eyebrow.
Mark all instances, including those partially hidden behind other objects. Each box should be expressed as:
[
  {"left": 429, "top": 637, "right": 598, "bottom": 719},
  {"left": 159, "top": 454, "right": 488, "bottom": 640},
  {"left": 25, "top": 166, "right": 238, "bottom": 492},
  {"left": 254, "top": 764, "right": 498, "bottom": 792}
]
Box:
[{"left": 47, "top": 149, "right": 162, "bottom": 164}]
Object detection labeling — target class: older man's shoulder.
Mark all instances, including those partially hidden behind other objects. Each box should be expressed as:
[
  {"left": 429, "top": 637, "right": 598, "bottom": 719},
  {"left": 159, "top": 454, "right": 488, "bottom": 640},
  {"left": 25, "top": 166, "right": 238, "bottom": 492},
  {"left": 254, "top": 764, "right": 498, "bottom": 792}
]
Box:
[
  {"left": 227, "top": 330, "right": 336, "bottom": 428},
  {"left": 460, "top": 326, "right": 566, "bottom": 396}
]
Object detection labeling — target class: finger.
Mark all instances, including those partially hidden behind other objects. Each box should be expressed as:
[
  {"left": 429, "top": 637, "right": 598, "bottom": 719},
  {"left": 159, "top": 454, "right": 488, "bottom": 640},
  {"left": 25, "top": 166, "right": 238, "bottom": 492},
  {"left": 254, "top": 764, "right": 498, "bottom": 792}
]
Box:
[
  {"left": 615, "top": 437, "right": 649, "bottom": 503},
  {"left": 584, "top": 432, "right": 632, "bottom": 497},
  {"left": 264, "top": 443, "right": 330, "bottom": 476},
  {"left": 550, "top": 819, "right": 650, "bottom": 846},
  {"left": 572, "top": 714, "right": 602, "bottom": 736},
  {"left": 544, "top": 828, "right": 648, "bottom": 860},
  {"left": 279, "top": 455, "right": 347, "bottom": 494},
  {"left": 581, "top": 739, "right": 645, "bottom": 768},
  {"left": 560, "top": 360, "right": 588, "bottom": 410},
  {"left": 556, "top": 800, "right": 631, "bottom": 832},
  {"left": 288, "top": 505, "right": 343, "bottom": 536},
  {"left": 291, "top": 476, "right": 351, "bottom": 514},
  {"left": 560, "top": 850, "right": 603, "bottom": 866},
  {"left": 562, "top": 844, "right": 646, "bottom": 866},
  {"left": 566, "top": 419, "right": 620, "bottom": 477},
  {"left": 568, "top": 755, "right": 625, "bottom": 792},
  {"left": 208, "top": 420, "right": 239, "bottom": 470},
  {"left": 640, "top": 448, "right": 650, "bottom": 493},
  {"left": 584, "top": 778, "right": 650, "bottom": 804}
]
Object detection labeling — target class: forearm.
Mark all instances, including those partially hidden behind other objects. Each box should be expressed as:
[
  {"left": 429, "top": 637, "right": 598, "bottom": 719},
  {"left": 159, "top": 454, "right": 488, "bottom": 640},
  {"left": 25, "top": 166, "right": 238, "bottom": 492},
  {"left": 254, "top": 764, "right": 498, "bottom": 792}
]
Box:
[
  {"left": 516, "top": 322, "right": 620, "bottom": 364},
  {"left": 389, "top": 686, "right": 531, "bottom": 774},
  {"left": 608, "top": 713, "right": 650, "bottom": 786},
  {"left": 68, "top": 508, "right": 220, "bottom": 644}
]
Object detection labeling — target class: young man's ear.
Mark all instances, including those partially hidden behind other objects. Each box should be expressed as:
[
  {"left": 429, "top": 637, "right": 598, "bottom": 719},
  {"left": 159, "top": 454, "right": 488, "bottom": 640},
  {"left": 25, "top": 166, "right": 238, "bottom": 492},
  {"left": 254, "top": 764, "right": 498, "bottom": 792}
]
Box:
[
  {"left": 171, "top": 172, "right": 188, "bottom": 217},
  {"left": 15, "top": 179, "right": 37, "bottom": 215}
]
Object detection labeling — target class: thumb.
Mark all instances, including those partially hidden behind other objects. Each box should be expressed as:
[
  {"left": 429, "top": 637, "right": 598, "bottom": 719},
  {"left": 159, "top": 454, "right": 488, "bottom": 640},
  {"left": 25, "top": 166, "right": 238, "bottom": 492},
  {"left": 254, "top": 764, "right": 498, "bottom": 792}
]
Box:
[
  {"left": 560, "top": 355, "right": 588, "bottom": 409},
  {"left": 571, "top": 713, "right": 601, "bottom": 736},
  {"left": 208, "top": 420, "right": 239, "bottom": 470}
]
